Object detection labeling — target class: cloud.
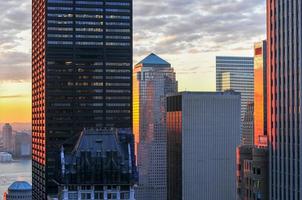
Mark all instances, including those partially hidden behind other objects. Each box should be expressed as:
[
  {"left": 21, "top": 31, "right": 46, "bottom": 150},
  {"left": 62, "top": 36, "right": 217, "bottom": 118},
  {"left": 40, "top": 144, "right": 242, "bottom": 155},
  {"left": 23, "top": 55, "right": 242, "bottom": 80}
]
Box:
[
  {"left": 0, "top": 51, "right": 31, "bottom": 82},
  {"left": 133, "top": 0, "right": 266, "bottom": 57},
  {"left": 0, "top": 0, "right": 31, "bottom": 82},
  {"left": 0, "top": 0, "right": 265, "bottom": 83},
  {"left": 0, "top": 1, "right": 31, "bottom": 49},
  {"left": 0, "top": 95, "right": 26, "bottom": 99}
]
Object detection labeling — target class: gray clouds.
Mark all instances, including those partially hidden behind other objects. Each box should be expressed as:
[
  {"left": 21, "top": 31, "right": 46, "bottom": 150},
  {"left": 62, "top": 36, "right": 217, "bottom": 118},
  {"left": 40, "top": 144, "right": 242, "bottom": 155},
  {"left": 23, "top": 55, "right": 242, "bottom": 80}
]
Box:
[
  {"left": 0, "top": 51, "right": 31, "bottom": 82},
  {"left": 0, "top": 0, "right": 31, "bottom": 82},
  {"left": 0, "top": 1, "right": 31, "bottom": 49},
  {"left": 0, "top": 0, "right": 265, "bottom": 82},
  {"left": 134, "top": 0, "right": 266, "bottom": 57}
]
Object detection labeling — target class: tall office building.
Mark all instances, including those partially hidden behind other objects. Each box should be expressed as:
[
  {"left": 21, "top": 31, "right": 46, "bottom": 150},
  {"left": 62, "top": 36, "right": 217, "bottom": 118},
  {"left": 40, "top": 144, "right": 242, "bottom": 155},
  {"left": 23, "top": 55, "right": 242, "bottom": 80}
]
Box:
[
  {"left": 267, "top": 1, "right": 301, "bottom": 199},
  {"left": 241, "top": 102, "right": 254, "bottom": 145},
  {"left": 32, "top": 0, "right": 133, "bottom": 199},
  {"left": 133, "top": 53, "right": 177, "bottom": 200},
  {"left": 236, "top": 41, "right": 269, "bottom": 200},
  {"left": 167, "top": 92, "right": 241, "bottom": 200},
  {"left": 2, "top": 123, "right": 13, "bottom": 153},
  {"left": 216, "top": 56, "right": 254, "bottom": 121},
  {"left": 254, "top": 41, "right": 267, "bottom": 146}
]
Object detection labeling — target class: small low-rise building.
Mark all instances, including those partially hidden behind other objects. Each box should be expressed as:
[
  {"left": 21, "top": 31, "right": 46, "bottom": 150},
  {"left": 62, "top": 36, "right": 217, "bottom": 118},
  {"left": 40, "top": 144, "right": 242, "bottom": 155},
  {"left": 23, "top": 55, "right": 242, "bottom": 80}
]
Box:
[
  {"left": 3, "top": 181, "right": 32, "bottom": 200},
  {"left": 0, "top": 152, "right": 12, "bottom": 162},
  {"left": 14, "top": 132, "right": 31, "bottom": 158},
  {"left": 236, "top": 145, "right": 268, "bottom": 200}
]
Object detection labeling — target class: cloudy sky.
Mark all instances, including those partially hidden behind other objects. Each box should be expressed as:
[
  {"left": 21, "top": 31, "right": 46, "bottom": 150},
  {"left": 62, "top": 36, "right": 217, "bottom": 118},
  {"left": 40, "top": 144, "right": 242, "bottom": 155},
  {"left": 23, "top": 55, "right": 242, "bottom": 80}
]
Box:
[{"left": 0, "top": 0, "right": 266, "bottom": 123}]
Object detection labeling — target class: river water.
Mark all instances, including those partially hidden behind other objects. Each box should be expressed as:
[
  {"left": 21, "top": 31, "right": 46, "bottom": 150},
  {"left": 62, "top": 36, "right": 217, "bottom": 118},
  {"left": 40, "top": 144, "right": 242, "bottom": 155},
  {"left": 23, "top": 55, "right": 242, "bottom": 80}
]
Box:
[{"left": 0, "top": 159, "right": 31, "bottom": 199}]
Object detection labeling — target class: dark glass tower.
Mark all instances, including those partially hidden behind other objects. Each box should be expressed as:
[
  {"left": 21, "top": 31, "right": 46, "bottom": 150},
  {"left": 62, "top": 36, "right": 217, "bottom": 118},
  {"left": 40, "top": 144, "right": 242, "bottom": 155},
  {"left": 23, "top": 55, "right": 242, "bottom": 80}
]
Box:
[
  {"left": 32, "top": 0, "right": 132, "bottom": 199},
  {"left": 267, "top": 0, "right": 301, "bottom": 199}
]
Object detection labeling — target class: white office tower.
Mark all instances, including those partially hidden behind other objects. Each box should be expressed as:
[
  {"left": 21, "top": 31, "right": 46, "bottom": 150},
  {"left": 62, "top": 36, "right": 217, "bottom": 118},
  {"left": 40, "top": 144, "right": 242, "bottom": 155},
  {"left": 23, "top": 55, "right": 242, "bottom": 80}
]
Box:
[
  {"left": 133, "top": 53, "right": 178, "bottom": 200},
  {"left": 167, "top": 92, "right": 241, "bottom": 200},
  {"left": 216, "top": 56, "right": 254, "bottom": 122}
]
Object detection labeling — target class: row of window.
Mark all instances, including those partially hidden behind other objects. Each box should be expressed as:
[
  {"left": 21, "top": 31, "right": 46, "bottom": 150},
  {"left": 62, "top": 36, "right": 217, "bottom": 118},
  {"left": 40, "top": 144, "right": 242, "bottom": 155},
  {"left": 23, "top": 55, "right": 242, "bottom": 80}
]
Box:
[
  {"left": 48, "top": 27, "right": 130, "bottom": 32},
  {"left": 48, "top": 0, "right": 130, "bottom": 7},
  {"left": 48, "top": 68, "right": 130, "bottom": 73},
  {"left": 47, "top": 61, "right": 130, "bottom": 67},
  {"left": 48, "top": 41, "right": 130, "bottom": 46},
  {"left": 53, "top": 103, "right": 131, "bottom": 107},
  {"left": 48, "top": 34, "right": 130, "bottom": 40},
  {"left": 48, "top": 13, "right": 130, "bottom": 20},
  {"left": 48, "top": 7, "right": 130, "bottom": 13},
  {"left": 48, "top": 20, "right": 130, "bottom": 26},
  {"left": 50, "top": 82, "right": 131, "bottom": 87},
  {"left": 68, "top": 191, "right": 130, "bottom": 200},
  {"left": 45, "top": 96, "right": 131, "bottom": 100}
]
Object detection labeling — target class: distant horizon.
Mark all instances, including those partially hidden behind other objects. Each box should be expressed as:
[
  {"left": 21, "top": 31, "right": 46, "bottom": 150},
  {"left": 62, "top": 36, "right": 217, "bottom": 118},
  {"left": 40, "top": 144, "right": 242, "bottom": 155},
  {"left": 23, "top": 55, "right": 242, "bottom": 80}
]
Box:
[{"left": 0, "top": 122, "right": 31, "bottom": 132}]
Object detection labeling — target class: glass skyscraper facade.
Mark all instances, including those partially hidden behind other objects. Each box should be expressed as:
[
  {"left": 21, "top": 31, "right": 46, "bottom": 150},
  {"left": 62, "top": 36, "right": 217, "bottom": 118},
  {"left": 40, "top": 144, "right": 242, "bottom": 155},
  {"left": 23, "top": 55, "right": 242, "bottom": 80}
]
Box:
[
  {"left": 241, "top": 102, "right": 254, "bottom": 145},
  {"left": 32, "top": 0, "right": 132, "bottom": 199},
  {"left": 133, "top": 53, "right": 177, "bottom": 200},
  {"left": 254, "top": 41, "right": 267, "bottom": 146},
  {"left": 216, "top": 56, "right": 254, "bottom": 122},
  {"left": 267, "top": 0, "right": 301, "bottom": 199}
]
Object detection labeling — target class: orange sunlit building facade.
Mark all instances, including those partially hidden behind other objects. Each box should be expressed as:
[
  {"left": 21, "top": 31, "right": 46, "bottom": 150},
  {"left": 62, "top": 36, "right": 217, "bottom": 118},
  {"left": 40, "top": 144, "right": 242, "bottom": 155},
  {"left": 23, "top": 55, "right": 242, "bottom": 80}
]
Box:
[
  {"left": 254, "top": 41, "right": 267, "bottom": 146},
  {"left": 236, "top": 41, "right": 269, "bottom": 200}
]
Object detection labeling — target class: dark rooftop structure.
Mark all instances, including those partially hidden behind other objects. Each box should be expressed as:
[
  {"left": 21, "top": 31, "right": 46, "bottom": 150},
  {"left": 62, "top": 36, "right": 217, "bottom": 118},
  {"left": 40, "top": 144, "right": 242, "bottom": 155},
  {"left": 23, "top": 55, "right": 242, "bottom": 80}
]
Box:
[
  {"left": 8, "top": 181, "right": 32, "bottom": 191},
  {"left": 55, "top": 128, "right": 137, "bottom": 186},
  {"left": 4, "top": 181, "right": 32, "bottom": 200}
]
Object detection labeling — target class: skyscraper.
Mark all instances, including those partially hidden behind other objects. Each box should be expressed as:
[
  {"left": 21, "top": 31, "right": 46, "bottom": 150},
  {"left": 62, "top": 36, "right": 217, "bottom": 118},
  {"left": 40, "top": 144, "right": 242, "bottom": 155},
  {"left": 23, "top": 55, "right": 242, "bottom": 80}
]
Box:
[
  {"left": 167, "top": 92, "right": 241, "bottom": 200},
  {"left": 133, "top": 53, "right": 177, "bottom": 200},
  {"left": 216, "top": 56, "right": 254, "bottom": 121},
  {"left": 241, "top": 102, "right": 254, "bottom": 145},
  {"left": 254, "top": 41, "right": 267, "bottom": 146},
  {"left": 2, "top": 123, "right": 13, "bottom": 153},
  {"left": 32, "top": 0, "right": 133, "bottom": 198},
  {"left": 267, "top": 0, "right": 301, "bottom": 199},
  {"left": 236, "top": 41, "right": 269, "bottom": 200}
]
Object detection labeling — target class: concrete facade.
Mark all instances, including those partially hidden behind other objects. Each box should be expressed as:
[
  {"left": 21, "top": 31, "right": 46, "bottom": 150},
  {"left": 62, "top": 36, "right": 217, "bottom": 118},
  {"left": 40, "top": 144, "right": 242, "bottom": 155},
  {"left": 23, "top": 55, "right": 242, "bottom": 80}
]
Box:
[{"left": 167, "top": 92, "right": 241, "bottom": 200}]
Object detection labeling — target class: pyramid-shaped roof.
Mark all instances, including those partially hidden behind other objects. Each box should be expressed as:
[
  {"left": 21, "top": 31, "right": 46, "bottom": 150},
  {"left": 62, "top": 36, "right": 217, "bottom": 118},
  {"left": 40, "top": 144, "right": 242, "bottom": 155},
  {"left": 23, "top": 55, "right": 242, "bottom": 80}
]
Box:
[{"left": 137, "top": 53, "right": 170, "bottom": 65}]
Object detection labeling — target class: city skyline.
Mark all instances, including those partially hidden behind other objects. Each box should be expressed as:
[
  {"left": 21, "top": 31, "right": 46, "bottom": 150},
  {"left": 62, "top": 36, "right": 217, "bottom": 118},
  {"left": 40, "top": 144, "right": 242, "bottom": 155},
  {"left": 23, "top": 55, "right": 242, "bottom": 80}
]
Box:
[
  {"left": 0, "top": 0, "right": 266, "bottom": 123},
  {"left": 1, "top": 0, "right": 300, "bottom": 199}
]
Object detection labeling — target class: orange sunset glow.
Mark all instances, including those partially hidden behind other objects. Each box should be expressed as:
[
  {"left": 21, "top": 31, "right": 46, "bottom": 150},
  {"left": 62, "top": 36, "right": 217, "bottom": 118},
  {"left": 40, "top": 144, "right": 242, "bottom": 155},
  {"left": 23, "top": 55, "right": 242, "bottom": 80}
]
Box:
[{"left": 0, "top": 82, "right": 31, "bottom": 123}]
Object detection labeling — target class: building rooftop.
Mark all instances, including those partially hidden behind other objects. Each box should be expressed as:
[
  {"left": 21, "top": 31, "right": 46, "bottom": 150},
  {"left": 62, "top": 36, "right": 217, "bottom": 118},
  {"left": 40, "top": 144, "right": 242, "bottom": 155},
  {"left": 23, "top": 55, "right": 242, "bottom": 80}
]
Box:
[
  {"left": 72, "top": 128, "right": 120, "bottom": 155},
  {"left": 168, "top": 91, "right": 241, "bottom": 97},
  {"left": 8, "top": 181, "right": 32, "bottom": 191},
  {"left": 216, "top": 56, "right": 254, "bottom": 59},
  {"left": 56, "top": 128, "right": 138, "bottom": 185},
  {"left": 137, "top": 53, "right": 170, "bottom": 66}
]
